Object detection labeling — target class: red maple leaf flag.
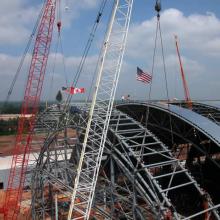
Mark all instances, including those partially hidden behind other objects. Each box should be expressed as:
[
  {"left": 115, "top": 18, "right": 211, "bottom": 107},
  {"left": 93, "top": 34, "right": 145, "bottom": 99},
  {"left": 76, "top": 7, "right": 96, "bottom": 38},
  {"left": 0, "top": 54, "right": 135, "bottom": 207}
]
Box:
[
  {"left": 62, "top": 87, "right": 85, "bottom": 95},
  {"left": 73, "top": 87, "right": 85, "bottom": 94}
]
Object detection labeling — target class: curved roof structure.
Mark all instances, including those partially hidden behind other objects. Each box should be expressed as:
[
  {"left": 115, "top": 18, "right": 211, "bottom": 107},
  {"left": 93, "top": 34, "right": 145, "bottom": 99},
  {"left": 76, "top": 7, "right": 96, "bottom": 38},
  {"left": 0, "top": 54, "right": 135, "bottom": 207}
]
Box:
[
  {"left": 30, "top": 103, "right": 220, "bottom": 219},
  {"left": 117, "top": 101, "right": 220, "bottom": 147},
  {"left": 172, "top": 101, "right": 220, "bottom": 126},
  {"left": 153, "top": 102, "right": 220, "bottom": 145}
]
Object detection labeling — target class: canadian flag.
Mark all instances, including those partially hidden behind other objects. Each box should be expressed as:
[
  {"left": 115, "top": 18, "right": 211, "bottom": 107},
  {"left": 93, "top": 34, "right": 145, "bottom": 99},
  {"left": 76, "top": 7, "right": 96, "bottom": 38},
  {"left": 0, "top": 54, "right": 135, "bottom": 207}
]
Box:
[{"left": 62, "top": 87, "right": 85, "bottom": 95}]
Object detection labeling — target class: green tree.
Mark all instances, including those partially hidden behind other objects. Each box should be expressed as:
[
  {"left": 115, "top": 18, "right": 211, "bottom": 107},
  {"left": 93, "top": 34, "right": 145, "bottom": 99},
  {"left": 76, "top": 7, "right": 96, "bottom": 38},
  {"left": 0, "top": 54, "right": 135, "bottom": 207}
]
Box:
[{"left": 56, "top": 90, "right": 63, "bottom": 103}]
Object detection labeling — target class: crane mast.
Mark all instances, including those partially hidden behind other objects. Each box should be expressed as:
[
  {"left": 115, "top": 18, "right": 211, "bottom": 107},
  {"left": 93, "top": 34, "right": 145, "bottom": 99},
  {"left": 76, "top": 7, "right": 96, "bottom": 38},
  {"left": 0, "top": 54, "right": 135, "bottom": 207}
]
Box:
[
  {"left": 174, "top": 35, "right": 192, "bottom": 108},
  {"left": 3, "top": 0, "right": 56, "bottom": 219},
  {"left": 68, "top": 0, "right": 133, "bottom": 219}
]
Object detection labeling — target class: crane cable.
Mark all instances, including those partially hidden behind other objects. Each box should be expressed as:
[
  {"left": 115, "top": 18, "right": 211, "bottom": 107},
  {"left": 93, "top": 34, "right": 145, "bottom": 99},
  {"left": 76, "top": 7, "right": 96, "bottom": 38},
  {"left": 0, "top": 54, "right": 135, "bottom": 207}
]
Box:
[
  {"left": 86, "top": 2, "right": 117, "bottom": 105},
  {"left": 158, "top": 8, "right": 175, "bottom": 146},
  {"left": 64, "top": 0, "right": 108, "bottom": 108},
  {"left": 157, "top": 1, "right": 175, "bottom": 148},
  {"left": 145, "top": 0, "right": 174, "bottom": 146},
  {"left": 145, "top": 4, "right": 160, "bottom": 125},
  {"left": 48, "top": 0, "right": 68, "bottom": 101},
  {"left": 50, "top": 33, "right": 69, "bottom": 97},
  {"left": 48, "top": 33, "right": 59, "bottom": 101},
  {"left": 145, "top": 2, "right": 178, "bottom": 216},
  {"left": 59, "top": 34, "right": 69, "bottom": 86},
  {"left": 145, "top": 3, "right": 177, "bottom": 215},
  {"left": 0, "top": 1, "right": 45, "bottom": 113}
]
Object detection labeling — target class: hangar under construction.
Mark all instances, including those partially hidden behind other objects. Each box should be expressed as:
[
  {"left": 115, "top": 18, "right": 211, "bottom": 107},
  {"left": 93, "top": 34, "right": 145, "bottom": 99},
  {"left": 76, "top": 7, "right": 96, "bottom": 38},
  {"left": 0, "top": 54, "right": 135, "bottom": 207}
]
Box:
[{"left": 0, "top": 0, "right": 220, "bottom": 220}]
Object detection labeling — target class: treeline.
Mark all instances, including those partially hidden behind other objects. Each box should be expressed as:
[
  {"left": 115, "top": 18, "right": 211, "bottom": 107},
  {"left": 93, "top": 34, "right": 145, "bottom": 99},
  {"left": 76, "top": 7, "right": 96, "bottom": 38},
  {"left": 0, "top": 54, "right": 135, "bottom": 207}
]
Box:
[
  {"left": 0, "top": 118, "right": 31, "bottom": 136},
  {"left": 0, "top": 102, "right": 50, "bottom": 135},
  {"left": 0, "top": 118, "right": 18, "bottom": 135},
  {"left": 0, "top": 103, "right": 21, "bottom": 114},
  {"left": 0, "top": 102, "right": 51, "bottom": 114}
]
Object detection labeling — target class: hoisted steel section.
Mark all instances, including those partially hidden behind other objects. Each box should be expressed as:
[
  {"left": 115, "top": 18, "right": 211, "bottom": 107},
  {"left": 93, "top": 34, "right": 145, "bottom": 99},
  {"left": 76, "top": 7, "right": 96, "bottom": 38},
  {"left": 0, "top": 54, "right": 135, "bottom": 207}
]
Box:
[
  {"left": 4, "top": 1, "right": 56, "bottom": 219},
  {"left": 109, "top": 109, "right": 220, "bottom": 219},
  {"left": 68, "top": 1, "right": 134, "bottom": 219}
]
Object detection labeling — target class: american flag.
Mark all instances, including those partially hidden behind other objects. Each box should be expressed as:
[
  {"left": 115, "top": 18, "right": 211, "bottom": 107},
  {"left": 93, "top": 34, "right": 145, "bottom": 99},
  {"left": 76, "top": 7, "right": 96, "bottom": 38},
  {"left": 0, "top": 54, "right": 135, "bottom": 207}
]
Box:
[{"left": 136, "top": 67, "right": 152, "bottom": 84}]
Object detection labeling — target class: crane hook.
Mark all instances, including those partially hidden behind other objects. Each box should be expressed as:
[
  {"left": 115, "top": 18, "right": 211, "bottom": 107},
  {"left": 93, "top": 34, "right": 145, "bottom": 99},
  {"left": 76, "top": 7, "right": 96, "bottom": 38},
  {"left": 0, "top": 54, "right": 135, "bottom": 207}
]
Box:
[{"left": 155, "top": 0, "right": 161, "bottom": 17}]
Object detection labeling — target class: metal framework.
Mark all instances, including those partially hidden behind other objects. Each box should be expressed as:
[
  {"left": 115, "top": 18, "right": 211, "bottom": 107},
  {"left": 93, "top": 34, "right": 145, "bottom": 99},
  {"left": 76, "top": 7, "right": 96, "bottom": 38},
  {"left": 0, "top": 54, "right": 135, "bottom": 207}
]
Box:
[
  {"left": 117, "top": 102, "right": 220, "bottom": 148},
  {"left": 68, "top": 1, "right": 133, "bottom": 219},
  {"left": 31, "top": 105, "right": 154, "bottom": 219},
  {"left": 174, "top": 101, "right": 220, "bottom": 126},
  {"left": 117, "top": 102, "right": 220, "bottom": 216},
  {"left": 2, "top": 0, "right": 220, "bottom": 219},
  {"left": 4, "top": 1, "right": 56, "bottom": 218},
  {"left": 31, "top": 128, "right": 78, "bottom": 219},
  {"left": 30, "top": 105, "right": 85, "bottom": 218},
  {"left": 109, "top": 109, "right": 220, "bottom": 219},
  {"left": 31, "top": 105, "right": 220, "bottom": 219}
]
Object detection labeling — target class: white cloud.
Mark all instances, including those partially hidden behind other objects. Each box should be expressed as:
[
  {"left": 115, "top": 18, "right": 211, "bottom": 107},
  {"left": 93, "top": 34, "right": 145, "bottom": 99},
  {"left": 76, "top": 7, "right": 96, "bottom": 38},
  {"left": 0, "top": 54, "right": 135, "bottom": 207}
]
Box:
[
  {"left": 0, "top": 52, "right": 98, "bottom": 101},
  {"left": 1, "top": 7, "right": 220, "bottom": 101},
  {"left": 0, "top": 0, "right": 99, "bottom": 46},
  {"left": 127, "top": 8, "right": 220, "bottom": 59},
  {"left": 58, "top": 0, "right": 99, "bottom": 28},
  {"left": 121, "top": 8, "right": 220, "bottom": 100},
  {"left": 0, "top": 0, "right": 40, "bottom": 45}
]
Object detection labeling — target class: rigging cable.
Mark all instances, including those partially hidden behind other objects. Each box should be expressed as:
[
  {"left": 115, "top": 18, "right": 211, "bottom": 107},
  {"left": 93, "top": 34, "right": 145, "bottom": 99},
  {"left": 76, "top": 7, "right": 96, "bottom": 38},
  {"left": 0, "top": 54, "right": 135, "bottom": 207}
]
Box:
[
  {"left": 138, "top": 1, "right": 171, "bottom": 215},
  {"left": 144, "top": 2, "right": 176, "bottom": 214},
  {"left": 48, "top": 33, "right": 60, "bottom": 101},
  {"left": 48, "top": 0, "right": 68, "bottom": 101},
  {"left": 158, "top": 12, "right": 175, "bottom": 145},
  {"left": 157, "top": 4, "right": 175, "bottom": 147},
  {"left": 59, "top": 34, "right": 69, "bottom": 86},
  {"left": 64, "top": 0, "right": 108, "bottom": 108},
  {"left": 0, "top": 2, "right": 45, "bottom": 113},
  {"left": 154, "top": 2, "right": 178, "bottom": 216},
  {"left": 145, "top": 5, "right": 160, "bottom": 126},
  {"left": 86, "top": 1, "right": 116, "bottom": 104},
  {"left": 145, "top": 0, "right": 174, "bottom": 146}
]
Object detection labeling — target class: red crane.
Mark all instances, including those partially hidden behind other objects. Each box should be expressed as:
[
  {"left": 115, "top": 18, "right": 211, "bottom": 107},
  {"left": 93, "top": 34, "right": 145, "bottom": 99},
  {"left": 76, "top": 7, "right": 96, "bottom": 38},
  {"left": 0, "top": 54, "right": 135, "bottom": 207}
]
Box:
[
  {"left": 2, "top": 1, "right": 56, "bottom": 218},
  {"left": 174, "top": 35, "right": 192, "bottom": 108}
]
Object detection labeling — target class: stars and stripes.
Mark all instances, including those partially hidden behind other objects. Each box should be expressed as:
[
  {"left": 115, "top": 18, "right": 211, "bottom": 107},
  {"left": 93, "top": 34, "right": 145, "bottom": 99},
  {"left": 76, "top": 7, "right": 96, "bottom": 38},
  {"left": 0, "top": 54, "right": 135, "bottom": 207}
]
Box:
[{"left": 136, "top": 67, "right": 152, "bottom": 84}]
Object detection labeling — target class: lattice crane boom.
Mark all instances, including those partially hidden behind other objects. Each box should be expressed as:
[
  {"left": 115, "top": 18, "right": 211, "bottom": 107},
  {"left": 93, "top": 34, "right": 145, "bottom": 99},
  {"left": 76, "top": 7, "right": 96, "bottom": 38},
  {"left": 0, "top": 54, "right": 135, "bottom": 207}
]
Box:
[
  {"left": 3, "top": 0, "right": 56, "bottom": 219},
  {"left": 68, "top": 0, "right": 134, "bottom": 219},
  {"left": 174, "top": 35, "right": 192, "bottom": 108}
]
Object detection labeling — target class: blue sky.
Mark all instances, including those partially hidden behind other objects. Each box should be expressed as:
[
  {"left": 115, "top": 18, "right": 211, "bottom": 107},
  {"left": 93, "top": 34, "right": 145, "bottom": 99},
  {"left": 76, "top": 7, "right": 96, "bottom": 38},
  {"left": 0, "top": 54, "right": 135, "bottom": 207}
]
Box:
[{"left": 0, "top": 0, "right": 220, "bottom": 101}]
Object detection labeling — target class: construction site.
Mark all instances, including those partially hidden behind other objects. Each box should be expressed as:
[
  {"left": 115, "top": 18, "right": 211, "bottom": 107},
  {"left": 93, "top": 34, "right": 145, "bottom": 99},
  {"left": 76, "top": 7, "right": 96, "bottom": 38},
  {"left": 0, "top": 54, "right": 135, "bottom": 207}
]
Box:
[{"left": 0, "top": 0, "right": 220, "bottom": 219}]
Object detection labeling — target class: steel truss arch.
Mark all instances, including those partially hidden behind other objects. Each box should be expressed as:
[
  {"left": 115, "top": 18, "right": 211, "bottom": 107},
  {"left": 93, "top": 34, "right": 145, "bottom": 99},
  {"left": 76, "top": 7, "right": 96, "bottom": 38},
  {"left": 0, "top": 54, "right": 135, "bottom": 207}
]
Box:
[
  {"left": 31, "top": 106, "right": 155, "bottom": 220},
  {"left": 172, "top": 101, "right": 220, "bottom": 126},
  {"left": 31, "top": 105, "right": 220, "bottom": 219},
  {"left": 68, "top": 1, "right": 134, "bottom": 218},
  {"left": 117, "top": 102, "right": 220, "bottom": 215}
]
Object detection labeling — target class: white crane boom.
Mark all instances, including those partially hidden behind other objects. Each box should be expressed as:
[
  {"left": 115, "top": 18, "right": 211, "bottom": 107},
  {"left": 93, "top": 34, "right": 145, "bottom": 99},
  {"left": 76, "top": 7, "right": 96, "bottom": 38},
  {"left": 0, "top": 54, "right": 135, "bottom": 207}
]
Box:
[{"left": 68, "top": 0, "right": 133, "bottom": 219}]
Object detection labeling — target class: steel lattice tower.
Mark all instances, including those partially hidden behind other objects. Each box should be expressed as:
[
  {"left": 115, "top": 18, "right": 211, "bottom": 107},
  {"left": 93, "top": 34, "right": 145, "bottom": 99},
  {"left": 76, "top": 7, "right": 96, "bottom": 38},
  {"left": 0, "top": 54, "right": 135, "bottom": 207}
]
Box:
[
  {"left": 68, "top": 0, "right": 134, "bottom": 219},
  {"left": 3, "top": 1, "right": 56, "bottom": 219}
]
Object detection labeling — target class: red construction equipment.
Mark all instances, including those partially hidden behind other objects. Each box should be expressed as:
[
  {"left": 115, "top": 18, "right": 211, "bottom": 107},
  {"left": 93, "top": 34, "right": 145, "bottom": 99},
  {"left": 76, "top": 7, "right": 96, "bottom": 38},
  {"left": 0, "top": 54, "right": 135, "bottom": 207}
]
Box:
[
  {"left": 174, "top": 35, "right": 192, "bottom": 108},
  {"left": 2, "top": 0, "right": 56, "bottom": 219}
]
